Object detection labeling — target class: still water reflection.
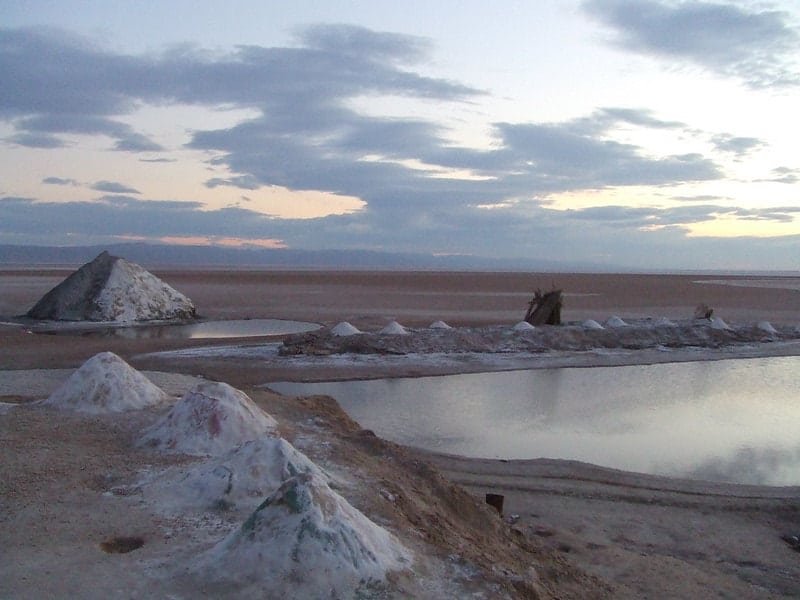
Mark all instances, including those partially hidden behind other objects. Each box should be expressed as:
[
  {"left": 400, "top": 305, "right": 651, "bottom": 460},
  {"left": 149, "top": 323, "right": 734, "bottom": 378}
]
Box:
[
  {"left": 50, "top": 318, "right": 320, "bottom": 339},
  {"left": 268, "top": 356, "right": 800, "bottom": 486}
]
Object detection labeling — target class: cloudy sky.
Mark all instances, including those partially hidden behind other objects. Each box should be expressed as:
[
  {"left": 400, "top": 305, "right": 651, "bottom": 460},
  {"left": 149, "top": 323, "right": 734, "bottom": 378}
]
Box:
[{"left": 2, "top": 0, "right": 798, "bottom": 270}]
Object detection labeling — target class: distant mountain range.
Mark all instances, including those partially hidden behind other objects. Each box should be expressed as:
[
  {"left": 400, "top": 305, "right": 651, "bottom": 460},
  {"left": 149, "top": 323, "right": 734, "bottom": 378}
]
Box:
[{"left": 0, "top": 243, "right": 609, "bottom": 272}]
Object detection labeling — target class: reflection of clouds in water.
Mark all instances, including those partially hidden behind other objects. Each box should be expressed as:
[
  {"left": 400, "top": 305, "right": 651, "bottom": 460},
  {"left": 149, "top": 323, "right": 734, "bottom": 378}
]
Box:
[{"left": 682, "top": 445, "right": 800, "bottom": 486}]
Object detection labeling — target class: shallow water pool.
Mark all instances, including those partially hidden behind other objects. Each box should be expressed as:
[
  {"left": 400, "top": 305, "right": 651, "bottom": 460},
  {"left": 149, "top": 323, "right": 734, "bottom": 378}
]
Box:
[
  {"left": 43, "top": 318, "right": 321, "bottom": 339},
  {"left": 268, "top": 356, "right": 800, "bottom": 486}
]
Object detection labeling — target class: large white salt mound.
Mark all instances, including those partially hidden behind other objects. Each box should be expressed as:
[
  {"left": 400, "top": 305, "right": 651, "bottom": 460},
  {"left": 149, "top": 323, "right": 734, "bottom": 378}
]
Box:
[
  {"left": 710, "top": 317, "right": 731, "bottom": 330},
  {"left": 512, "top": 321, "right": 535, "bottom": 331},
  {"left": 330, "top": 321, "right": 361, "bottom": 336},
  {"left": 379, "top": 320, "right": 409, "bottom": 335},
  {"left": 428, "top": 320, "right": 451, "bottom": 329},
  {"left": 196, "top": 473, "right": 411, "bottom": 597},
  {"left": 144, "top": 437, "right": 327, "bottom": 512},
  {"left": 581, "top": 319, "right": 604, "bottom": 330},
  {"left": 27, "top": 251, "right": 195, "bottom": 322},
  {"left": 43, "top": 352, "right": 168, "bottom": 414},
  {"left": 139, "top": 381, "right": 278, "bottom": 456},
  {"left": 758, "top": 321, "right": 778, "bottom": 334},
  {"left": 96, "top": 257, "right": 195, "bottom": 322},
  {"left": 605, "top": 316, "right": 628, "bottom": 328}
]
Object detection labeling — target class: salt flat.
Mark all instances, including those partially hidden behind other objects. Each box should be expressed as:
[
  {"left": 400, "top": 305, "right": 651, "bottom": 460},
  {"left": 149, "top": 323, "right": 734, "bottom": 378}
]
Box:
[{"left": 2, "top": 268, "right": 800, "bottom": 598}]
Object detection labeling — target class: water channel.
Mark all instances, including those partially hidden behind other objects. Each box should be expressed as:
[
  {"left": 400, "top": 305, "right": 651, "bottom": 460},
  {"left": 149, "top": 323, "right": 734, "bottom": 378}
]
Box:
[{"left": 267, "top": 356, "right": 800, "bottom": 486}]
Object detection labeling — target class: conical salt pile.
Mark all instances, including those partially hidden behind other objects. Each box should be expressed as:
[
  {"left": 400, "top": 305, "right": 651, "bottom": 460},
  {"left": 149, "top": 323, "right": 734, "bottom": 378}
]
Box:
[
  {"left": 43, "top": 351, "right": 168, "bottom": 414},
  {"left": 710, "top": 317, "right": 731, "bottom": 330},
  {"left": 582, "top": 319, "right": 604, "bottom": 330},
  {"left": 758, "top": 321, "right": 778, "bottom": 334},
  {"left": 428, "top": 320, "right": 451, "bottom": 329},
  {"left": 330, "top": 321, "right": 361, "bottom": 336},
  {"left": 195, "top": 473, "right": 411, "bottom": 597},
  {"left": 380, "top": 321, "right": 409, "bottom": 335},
  {"left": 512, "top": 321, "right": 535, "bottom": 331},
  {"left": 139, "top": 381, "right": 278, "bottom": 456},
  {"left": 605, "top": 316, "right": 628, "bottom": 328},
  {"left": 27, "top": 251, "right": 195, "bottom": 322},
  {"left": 144, "top": 437, "right": 327, "bottom": 513}
]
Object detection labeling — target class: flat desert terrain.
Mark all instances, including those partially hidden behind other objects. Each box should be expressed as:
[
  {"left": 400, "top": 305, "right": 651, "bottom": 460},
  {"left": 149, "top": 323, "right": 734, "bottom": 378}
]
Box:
[{"left": 2, "top": 268, "right": 800, "bottom": 598}]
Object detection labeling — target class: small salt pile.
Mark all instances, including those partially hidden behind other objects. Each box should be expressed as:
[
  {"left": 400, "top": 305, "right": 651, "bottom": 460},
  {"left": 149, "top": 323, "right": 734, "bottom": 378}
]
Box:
[
  {"left": 330, "top": 321, "right": 361, "bottom": 336},
  {"left": 138, "top": 381, "right": 278, "bottom": 456},
  {"left": 43, "top": 351, "right": 168, "bottom": 414},
  {"left": 581, "top": 319, "right": 604, "bottom": 330},
  {"left": 512, "top": 321, "right": 535, "bottom": 331},
  {"left": 428, "top": 320, "right": 451, "bottom": 329},
  {"left": 380, "top": 321, "right": 409, "bottom": 335},
  {"left": 605, "top": 316, "right": 627, "bottom": 328},
  {"left": 757, "top": 321, "right": 778, "bottom": 334},
  {"left": 710, "top": 317, "right": 731, "bottom": 330},
  {"left": 195, "top": 473, "right": 411, "bottom": 597}
]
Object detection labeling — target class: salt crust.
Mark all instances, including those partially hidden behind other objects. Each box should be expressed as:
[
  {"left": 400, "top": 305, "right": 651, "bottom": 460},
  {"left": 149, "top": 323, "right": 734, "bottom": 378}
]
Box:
[
  {"left": 43, "top": 351, "right": 168, "bottom": 414},
  {"left": 380, "top": 320, "right": 409, "bottom": 335},
  {"left": 195, "top": 473, "right": 411, "bottom": 596},
  {"left": 331, "top": 321, "right": 362, "bottom": 336},
  {"left": 139, "top": 381, "right": 278, "bottom": 456},
  {"left": 653, "top": 317, "right": 678, "bottom": 327}
]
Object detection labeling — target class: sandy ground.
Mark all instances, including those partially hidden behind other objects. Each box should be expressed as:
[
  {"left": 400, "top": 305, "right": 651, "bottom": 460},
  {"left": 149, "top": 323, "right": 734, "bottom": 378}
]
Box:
[{"left": 2, "top": 268, "right": 800, "bottom": 598}]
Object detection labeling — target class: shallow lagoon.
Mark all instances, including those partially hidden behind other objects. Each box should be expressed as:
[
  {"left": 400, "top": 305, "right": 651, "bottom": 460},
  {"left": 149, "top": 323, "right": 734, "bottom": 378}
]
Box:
[
  {"left": 40, "top": 318, "right": 321, "bottom": 339},
  {"left": 268, "top": 356, "right": 800, "bottom": 486}
]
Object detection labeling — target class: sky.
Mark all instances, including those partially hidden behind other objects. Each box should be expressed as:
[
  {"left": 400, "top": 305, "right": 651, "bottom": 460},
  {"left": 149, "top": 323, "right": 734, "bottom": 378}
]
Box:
[{"left": 1, "top": 0, "right": 799, "bottom": 271}]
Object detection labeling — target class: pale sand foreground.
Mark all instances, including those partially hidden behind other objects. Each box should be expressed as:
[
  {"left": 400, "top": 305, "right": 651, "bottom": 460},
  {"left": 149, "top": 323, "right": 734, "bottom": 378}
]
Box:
[{"left": 2, "top": 269, "right": 800, "bottom": 598}]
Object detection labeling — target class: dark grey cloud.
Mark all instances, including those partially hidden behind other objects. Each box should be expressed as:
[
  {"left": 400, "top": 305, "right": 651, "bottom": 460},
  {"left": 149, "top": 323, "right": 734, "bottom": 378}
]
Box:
[
  {"left": 205, "top": 175, "right": 261, "bottom": 190},
  {"left": 15, "top": 114, "right": 163, "bottom": 152},
  {"left": 565, "top": 203, "right": 800, "bottom": 227},
  {"left": 42, "top": 176, "right": 79, "bottom": 186},
  {"left": 710, "top": 133, "right": 765, "bottom": 157},
  {"left": 91, "top": 181, "right": 141, "bottom": 194},
  {"left": 139, "top": 157, "right": 176, "bottom": 163},
  {"left": 583, "top": 0, "right": 800, "bottom": 88},
  {"left": 6, "top": 131, "right": 66, "bottom": 148},
  {"left": 765, "top": 166, "right": 799, "bottom": 184},
  {"left": 669, "top": 194, "right": 728, "bottom": 203}
]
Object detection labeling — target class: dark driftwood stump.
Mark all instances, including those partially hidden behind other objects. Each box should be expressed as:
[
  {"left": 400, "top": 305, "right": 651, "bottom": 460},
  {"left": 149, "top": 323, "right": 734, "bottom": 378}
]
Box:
[{"left": 525, "top": 290, "right": 563, "bottom": 326}]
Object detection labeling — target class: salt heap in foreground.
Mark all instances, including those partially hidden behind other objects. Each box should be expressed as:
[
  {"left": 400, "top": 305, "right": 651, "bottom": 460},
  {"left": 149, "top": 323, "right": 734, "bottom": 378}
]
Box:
[
  {"left": 43, "top": 351, "right": 168, "bottom": 414},
  {"left": 27, "top": 251, "right": 195, "bottom": 322},
  {"left": 139, "top": 381, "right": 277, "bottom": 456},
  {"left": 144, "top": 437, "right": 327, "bottom": 513},
  {"left": 195, "top": 473, "right": 411, "bottom": 597}
]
